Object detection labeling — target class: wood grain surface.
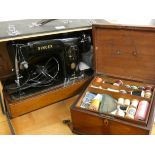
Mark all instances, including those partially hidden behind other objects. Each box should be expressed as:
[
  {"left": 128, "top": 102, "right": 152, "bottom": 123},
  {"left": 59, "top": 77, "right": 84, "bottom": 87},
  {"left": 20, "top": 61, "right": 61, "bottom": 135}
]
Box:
[
  {"left": 93, "top": 25, "right": 155, "bottom": 84},
  {"left": 10, "top": 96, "right": 78, "bottom": 135}
]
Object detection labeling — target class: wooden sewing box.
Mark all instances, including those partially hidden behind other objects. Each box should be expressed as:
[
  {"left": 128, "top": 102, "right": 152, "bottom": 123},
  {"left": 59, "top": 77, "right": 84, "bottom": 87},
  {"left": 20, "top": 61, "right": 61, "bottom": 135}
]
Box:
[{"left": 70, "top": 24, "right": 155, "bottom": 135}]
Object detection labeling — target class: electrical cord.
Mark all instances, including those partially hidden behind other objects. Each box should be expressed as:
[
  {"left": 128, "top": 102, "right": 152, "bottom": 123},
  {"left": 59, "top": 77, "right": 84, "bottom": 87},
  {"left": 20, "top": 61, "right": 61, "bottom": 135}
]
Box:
[{"left": 7, "top": 54, "right": 60, "bottom": 90}]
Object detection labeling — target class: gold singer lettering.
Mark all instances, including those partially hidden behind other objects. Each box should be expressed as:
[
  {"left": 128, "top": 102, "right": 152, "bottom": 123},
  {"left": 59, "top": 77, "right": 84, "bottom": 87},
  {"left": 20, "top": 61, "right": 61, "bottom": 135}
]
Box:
[{"left": 38, "top": 45, "right": 53, "bottom": 51}]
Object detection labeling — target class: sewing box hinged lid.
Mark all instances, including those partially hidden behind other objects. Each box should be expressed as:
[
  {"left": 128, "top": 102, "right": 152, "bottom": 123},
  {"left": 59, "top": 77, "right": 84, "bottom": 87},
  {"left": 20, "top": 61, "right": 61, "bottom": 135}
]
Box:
[{"left": 92, "top": 24, "right": 155, "bottom": 84}]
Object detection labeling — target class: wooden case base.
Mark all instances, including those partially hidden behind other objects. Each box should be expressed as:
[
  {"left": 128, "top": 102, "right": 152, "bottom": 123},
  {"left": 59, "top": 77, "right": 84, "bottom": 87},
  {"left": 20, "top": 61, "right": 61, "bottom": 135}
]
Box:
[{"left": 5, "top": 78, "right": 91, "bottom": 118}]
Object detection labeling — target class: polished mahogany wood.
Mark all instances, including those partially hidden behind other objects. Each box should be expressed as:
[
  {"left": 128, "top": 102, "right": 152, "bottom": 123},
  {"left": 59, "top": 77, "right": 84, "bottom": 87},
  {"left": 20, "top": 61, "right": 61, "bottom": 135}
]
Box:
[
  {"left": 92, "top": 24, "right": 155, "bottom": 84},
  {"left": 71, "top": 24, "right": 155, "bottom": 135}
]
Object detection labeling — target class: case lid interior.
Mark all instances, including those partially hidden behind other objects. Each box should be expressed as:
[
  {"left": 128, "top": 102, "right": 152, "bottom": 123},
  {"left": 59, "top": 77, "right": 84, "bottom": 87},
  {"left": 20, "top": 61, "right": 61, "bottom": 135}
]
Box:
[{"left": 93, "top": 24, "right": 155, "bottom": 84}]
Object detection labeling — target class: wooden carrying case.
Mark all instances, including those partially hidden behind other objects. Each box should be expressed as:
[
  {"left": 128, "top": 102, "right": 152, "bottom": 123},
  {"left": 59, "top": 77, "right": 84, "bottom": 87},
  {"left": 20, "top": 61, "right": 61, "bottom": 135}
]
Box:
[
  {"left": 0, "top": 27, "right": 92, "bottom": 118},
  {"left": 71, "top": 24, "right": 155, "bottom": 135}
]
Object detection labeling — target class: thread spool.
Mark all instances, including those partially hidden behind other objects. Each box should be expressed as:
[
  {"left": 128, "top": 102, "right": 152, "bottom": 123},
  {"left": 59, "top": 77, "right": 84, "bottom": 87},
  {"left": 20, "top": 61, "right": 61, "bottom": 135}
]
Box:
[
  {"left": 118, "top": 98, "right": 124, "bottom": 105},
  {"left": 116, "top": 109, "right": 125, "bottom": 117},
  {"left": 134, "top": 100, "right": 149, "bottom": 120},
  {"left": 138, "top": 86, "right": 145, "bottom": 90},
  {"left": 124, "top": 99, "right": 130, "bottom": 106},
  {"left": 145, "top": 86, "right": 153, "bottom": 91},
  {"left": 141, "top": 90, "right": 145, "bottom": 97},
  {"left": 131, "top": 99, "right": 139, "bottom": 108},
  {"left": 126, "top": 107, "right": 136, "bottom": 119},
  {"left": 113, "top": 80, "right": 123, "bottom": 86},
  {"left": 144, "top": 90, "right": 152, "bottom": 99},
  {"left": 92, "top": 77, "right": 103, "bottom": 87},
  {"left": 131, "top": 91, "right": 141, "bottom": 97},
  {"left": 129, "top": 90, "right": 145, "bottom": 97}
]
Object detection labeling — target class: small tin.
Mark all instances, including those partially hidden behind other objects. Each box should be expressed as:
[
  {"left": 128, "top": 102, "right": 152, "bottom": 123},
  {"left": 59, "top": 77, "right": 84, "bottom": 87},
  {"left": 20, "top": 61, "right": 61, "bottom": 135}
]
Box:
[{"left": 113, "top": 80, "right": 123, "bottom": 86}]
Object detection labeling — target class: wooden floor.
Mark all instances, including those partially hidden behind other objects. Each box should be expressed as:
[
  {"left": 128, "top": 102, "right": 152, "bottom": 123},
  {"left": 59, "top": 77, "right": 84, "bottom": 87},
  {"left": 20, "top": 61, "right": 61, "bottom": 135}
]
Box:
[
  {"left": 0, "top": 95, "right": 155, "bottom": 135},
  {"left": 11, "top": 96, "right": 76, "bottom": 135}
]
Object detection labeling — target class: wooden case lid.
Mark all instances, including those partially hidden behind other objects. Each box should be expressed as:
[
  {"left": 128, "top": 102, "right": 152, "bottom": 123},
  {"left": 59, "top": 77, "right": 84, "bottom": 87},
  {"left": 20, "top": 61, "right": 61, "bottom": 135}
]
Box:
[{"left": 93, "top": 24, "right": 155, "bottom": 84}]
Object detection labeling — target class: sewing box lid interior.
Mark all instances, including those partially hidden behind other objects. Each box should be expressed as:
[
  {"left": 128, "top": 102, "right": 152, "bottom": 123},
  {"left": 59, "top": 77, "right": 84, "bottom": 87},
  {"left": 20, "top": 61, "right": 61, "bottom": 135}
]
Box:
[{"left": 92, "top": 24, "right": 155, "bottom": 84}]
